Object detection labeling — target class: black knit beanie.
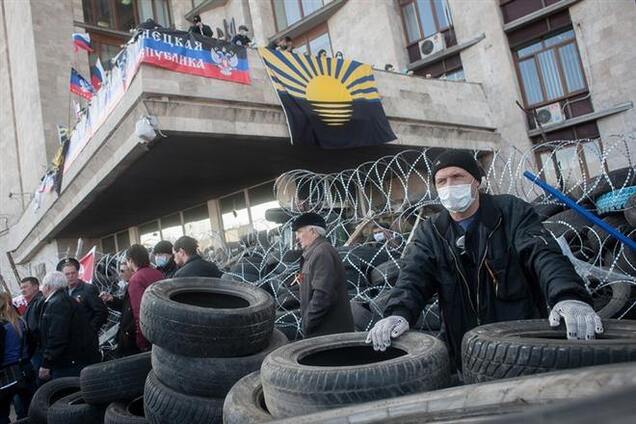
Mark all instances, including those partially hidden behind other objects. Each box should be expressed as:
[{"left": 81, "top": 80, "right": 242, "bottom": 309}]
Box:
[{"left": 432, "top": 150, "right": 482, "bottom": 182}]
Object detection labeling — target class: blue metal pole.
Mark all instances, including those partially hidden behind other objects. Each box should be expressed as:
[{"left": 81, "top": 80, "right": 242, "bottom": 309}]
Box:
[{"left": 523, "top": 171, "right": 635, "bottom": 251}]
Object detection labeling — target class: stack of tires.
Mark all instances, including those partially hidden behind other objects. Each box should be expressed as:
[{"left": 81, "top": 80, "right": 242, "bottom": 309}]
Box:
[
  {"left": 139, "top": 278, "right": 281, "bottom": 424},
  {"left": 461, "top": 319, "right": 636, "bottom": 383},
  {"left": 224, "top": 331, "right": 451, "bottom": 422},
  {"left": 26, "top": 351, "right": 151, "bottom": 424}
]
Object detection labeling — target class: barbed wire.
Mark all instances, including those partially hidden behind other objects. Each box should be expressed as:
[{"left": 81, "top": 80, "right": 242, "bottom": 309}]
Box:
[{"left": 93, "top": 134, "right": 635, "bottom": 345}]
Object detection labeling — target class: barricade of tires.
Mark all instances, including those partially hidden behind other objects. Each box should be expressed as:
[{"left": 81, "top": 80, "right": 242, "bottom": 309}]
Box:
[
  {"left": 264, "top": 362, "right": 636, "bottom": 423},
  {"left": 139, "top": 277, "right": 280, "bottom": 424},
  {"left": 224, "top": 331, "right": 451, "bottom": 422},
  {"left": 461, "top": 319, "right": 636, "bottom": 384},
  {"left": 27, "top": 350, "right": 152, "bottom": 424}
]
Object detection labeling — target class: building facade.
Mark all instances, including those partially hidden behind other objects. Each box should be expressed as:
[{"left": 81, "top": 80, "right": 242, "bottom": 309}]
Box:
[{"left": 0, "top": 0, "right": 634, "bottom": 290}]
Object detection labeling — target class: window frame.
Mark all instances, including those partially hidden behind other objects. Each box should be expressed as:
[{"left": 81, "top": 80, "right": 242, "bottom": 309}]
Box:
[
  {"left": 514, "top": 29, "right": 588, "bottom": 109},
  {"left": 398, "top": 0, "right": 451, "bottom": 48},
  {"left": 271, "top": 0, "right": 325, "bottom": 32},
  {"left": 293, "top": 24, "right": 333, "bottom": 56}
]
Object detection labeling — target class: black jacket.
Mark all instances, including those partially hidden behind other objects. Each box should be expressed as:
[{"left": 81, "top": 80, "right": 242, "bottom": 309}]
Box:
[
  {"left": 174, "top": 255, "right": 222, "bottom": 278},
  {"left": 385, "top": 193, "right": 591, "bottom": 369},
  {"left": 68, "top": 281, "right": 108, "bottom": 334},
  {"left": 40, "top": 290, "right": 99, "bottom": 369},
  {"left": 157, "top": 259, "right": 177, "bottom": 279},
  {"left": 24, "top": 291, "right": 45, "bottom": 356},
  {"left": 189, "top": 24, "right": 214, "bottom": 38},
  {"left": 110, "top": 290, "right": 139, "bottom": 357},
  {"left": 300, "top": 237, "right": 354, "bottom": 337},
  {"left": 231, "top": 34, "right": 251, "bottom": 46}
]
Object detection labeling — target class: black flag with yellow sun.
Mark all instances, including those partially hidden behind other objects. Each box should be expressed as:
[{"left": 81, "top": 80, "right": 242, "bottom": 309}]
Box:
[{"left": 259, "top": 48, "right": 396, "bottom": 149}]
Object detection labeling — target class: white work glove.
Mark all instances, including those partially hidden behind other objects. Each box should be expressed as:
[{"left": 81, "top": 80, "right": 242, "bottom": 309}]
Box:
[
  {"left": 365, "top": 315, "right": 410, "bottom": 351},
  {"left": 549, "top": 299, "right": 603, "bottom": 340}
]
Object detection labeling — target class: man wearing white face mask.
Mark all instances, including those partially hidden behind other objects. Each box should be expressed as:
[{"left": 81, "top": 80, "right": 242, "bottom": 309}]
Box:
[{"left": 366, "top": 150, "right": 600, "bottom": 371}]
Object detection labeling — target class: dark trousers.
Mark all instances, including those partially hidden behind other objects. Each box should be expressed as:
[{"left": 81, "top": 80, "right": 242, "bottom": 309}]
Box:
[
  {"left": 0, "top": 384, "right": 31, "bottom": 424},
  {"left": 51, "top": 363, "right": 85, "bottom": 380}
]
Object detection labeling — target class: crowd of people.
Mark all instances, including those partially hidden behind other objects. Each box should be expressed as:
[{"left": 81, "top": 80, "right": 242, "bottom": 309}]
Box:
[
  {"left": 0, "top": 235, "right": 222, "bottom": 422},
  {"left": 1, "top": 149, "right": 607, "bottom": 421}
]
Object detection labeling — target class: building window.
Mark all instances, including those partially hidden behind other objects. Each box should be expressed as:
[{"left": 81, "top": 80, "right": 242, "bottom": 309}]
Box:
[
  {"left": 500, "top": 0, "right": 563, "bottom": 24},
  {"left": 295, "top": 31, "right": 332, "bottom": 56},
  {"left": 183, "top": 204, "right": 214, "bottom": 253},
  {"left": 248, "top": 181, "right": 281, "bottom": 232},
  {"left": 515, "top": 29, "right": 586, "bottom": 108},
  {"left": 414, "top": 53, "right": 461, "bottom": 79},
  {"left": 442, "top": 68, "right": 465, "bottom": 81},
  {"left": 100, "top": 229, "right": 130, "bottom": 253},
  {"left": 399, "top": 0, "right": 452, "bottom": 45},
  {"left": 160, "top": 213, "right": 184, "bottom": 243},
  {"left": 219, "top": 191, "right": 251, "bottom": 244},
  {"left": 82, "top": 0, "right": 172, "bottom": 68},
  {"left": 292, "top": 23, "right": 332, "bottom": 56},
  {"left": 139, "top": 220, "right": 161, "bottom": 249},
  {"left": 273, "top": 0, "right": 325, "bottom": 31}
]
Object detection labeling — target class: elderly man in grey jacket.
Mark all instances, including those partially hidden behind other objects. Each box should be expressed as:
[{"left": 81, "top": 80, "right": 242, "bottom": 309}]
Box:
[{"left": 293, "top": 213, "right": 354, "bottom": 338}]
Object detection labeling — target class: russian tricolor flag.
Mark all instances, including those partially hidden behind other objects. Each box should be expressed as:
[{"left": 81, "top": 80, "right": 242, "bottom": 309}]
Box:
[
  {"left": 90, "top": 57, "right": 105, "bottom": 90},
  {"left": 73, "top": 32, "right": 93, "bottom": 52},
  {"left": 70, "top": 68, "right": 95, "bottom": 100}
]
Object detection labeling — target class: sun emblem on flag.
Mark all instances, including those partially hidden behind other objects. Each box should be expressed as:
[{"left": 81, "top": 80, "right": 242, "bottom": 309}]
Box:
[{"left": 260, "top": 49, "right": 380, "bottom": 126}]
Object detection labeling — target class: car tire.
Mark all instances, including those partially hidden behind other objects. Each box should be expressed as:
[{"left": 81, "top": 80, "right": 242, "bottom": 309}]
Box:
[
  {"left": 28, "top": 377, "right": 81, "bottom": 424},
  {"left": 368, "top": 260, "right": 400, "bottom": 287},
  {"left": 261, "top": 331, "right": 450, "bottom": 418},
  {"left": 152, "top": 329, "right": 287, "bottom": 397},
  {"left": 80, "top": 352, "right": 152, "bottom": 405},
  {"left": 143, "top": 371, "right": 222, "bottom": 424},
  {"left": 223, "top": 372, "right": 272, "bottom": 424},
  {"left": 140, "top": 278, "right": 275, "bottom": 357},
  {"left": 265, "top": 363, "right": 636, "bottom": 424},
  {"left": 104, "top": 397, "right": 147, "bottom": 424},
  {"left": 462, "top": 319, "right": 636, "bottom": 384},
  {"left": 47, "top": 392, "right": 105, "bottom": 424}
]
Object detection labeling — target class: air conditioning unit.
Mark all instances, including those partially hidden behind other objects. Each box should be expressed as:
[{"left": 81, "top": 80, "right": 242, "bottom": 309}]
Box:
[
  {"left": 418, "top": 33, "right": 446, "bottom": 58},
  {"left": 535, "top": 103, "right": 565, "bottom": 126}
]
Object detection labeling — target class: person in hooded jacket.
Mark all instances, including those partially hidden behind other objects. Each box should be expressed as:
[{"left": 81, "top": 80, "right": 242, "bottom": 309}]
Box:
[{"left": 366, "top": 150, "right": 600, "bottom": 372}]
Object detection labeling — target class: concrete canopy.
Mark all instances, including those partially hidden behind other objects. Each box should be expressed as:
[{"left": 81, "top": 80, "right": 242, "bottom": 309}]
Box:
[{"left": 55, "top": 132, "right": 414, "bottom": 239}]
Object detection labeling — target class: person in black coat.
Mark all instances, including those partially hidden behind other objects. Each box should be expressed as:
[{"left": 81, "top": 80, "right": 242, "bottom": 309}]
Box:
[
  {"left": 173, "top": 236, "right": 222, "bottom": 278},
  {"left": 100, "top": 262, "right": 138, "bottom": 357},
  {"left": 38, "top": 272, "right": 99, "bottom": 381},
  {"left": 367, "top": 150, "right": 601, "bottom": 371},
  {"left": 189, "top": 14, "right": 214, "bottom": 38},
  {"left": 292, "top": 213, "right": 354, "bottom": 337},
  {"left": 57, "top": 258, "right": 108, "bottom": 337},
  {"left": 231, "top": 25, "right": 252, "bottom": 47}
]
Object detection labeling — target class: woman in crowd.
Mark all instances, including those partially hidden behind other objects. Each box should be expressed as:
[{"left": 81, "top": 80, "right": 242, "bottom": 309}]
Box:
[{"left": 0, "top": 292, "right": 32, "bottom": 423}]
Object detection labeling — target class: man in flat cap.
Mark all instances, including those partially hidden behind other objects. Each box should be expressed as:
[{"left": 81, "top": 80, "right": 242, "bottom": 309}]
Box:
[
  {"left": 292, "top": 213, "right": 354, "bottom": 338},
  {"left": 57, "top": 258, "right": 108, "bottom": 343},
  {"left": 367, "top": 150, "right": 600, "bottom": 371}
]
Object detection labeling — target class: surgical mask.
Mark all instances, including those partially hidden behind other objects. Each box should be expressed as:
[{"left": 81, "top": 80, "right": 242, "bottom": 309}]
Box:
[
  {"left": 155, "top": 255, "right": 169, "bottom": 267},
  {"left": 438, "top": 184, "right": 474, "bottom": 213},
  {"left": 373, "top": 232, "right": 386, "bottom": 242}
]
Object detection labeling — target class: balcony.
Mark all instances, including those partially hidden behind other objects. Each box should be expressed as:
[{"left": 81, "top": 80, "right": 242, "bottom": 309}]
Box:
[{"left": 6, "top": 48, "right": 501, "bottom": 263}]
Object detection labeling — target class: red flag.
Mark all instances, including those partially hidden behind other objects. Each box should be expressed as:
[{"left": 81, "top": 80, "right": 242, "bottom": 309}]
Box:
[{"left": 79, "top": 246, "right": 97, "bottom": 283}]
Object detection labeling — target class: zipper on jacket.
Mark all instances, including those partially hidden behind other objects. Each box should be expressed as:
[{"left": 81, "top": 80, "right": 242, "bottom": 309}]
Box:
[
  {"left": 476, "top": 217, "right": 503, "bottom": 318},
  {"left": 432, "top": 223, "right": 479, "bottom": 323}
]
